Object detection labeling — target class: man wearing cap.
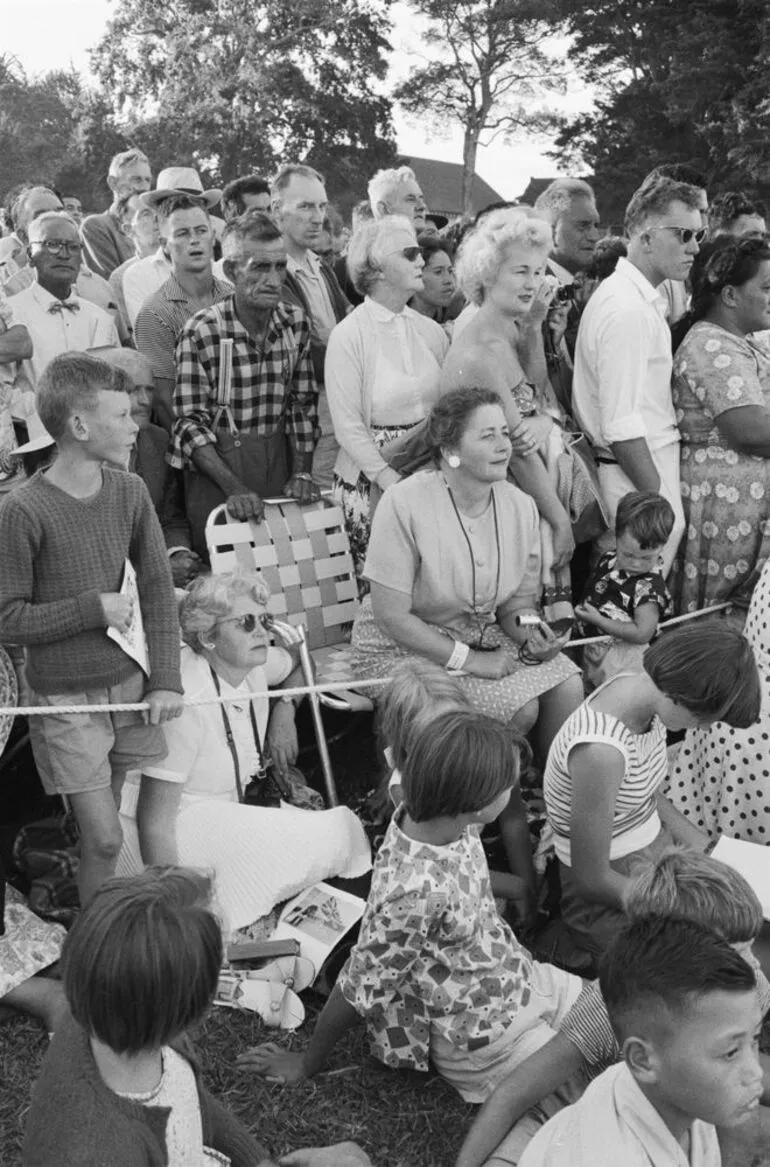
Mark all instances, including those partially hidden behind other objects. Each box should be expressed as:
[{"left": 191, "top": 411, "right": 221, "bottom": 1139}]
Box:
[
  {"left": 124, "top": 167, "right": 223, "bottom": 327},
  {"left": 271, "top": 163, "right": 349, "bottom": 489},
  {"left": 80, "top": 149, "right": 152, "bottom": 279},
  {"left": 135, "top": 192, "right": 230, "bottom": 431},
  {"left": 9, "top": 212, "right": 118, "bottom": 390}
]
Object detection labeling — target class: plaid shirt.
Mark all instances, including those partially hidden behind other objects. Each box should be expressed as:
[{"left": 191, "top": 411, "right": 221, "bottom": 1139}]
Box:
[
  {"left": 170, "top": 295, "right": 318, "bottom": 469},
  {"left": 135, "top": 273, "right": 232, "bottom": 387}
]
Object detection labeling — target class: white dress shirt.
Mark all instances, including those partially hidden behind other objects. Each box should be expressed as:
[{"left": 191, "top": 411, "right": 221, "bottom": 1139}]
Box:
[
  {"left": 9, "top": 279, "right": 119, "bottom": 386},
  {"left": 573, "top": 257, "right": 678, "bottom": 457},
  {"left": 122, "top": 247, "right": 172, "bottom": 326}
]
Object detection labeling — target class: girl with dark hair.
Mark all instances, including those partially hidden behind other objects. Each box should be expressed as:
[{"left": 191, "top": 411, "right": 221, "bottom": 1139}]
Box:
[
  {"left": 544, "top": 622, "right": 761, "bottom": 960},
  {"left": 670, "top": 237, "right": 770, "bottom": 611},
  {"left": 409, "top": 237, "right": 457, "bottom": 330}
]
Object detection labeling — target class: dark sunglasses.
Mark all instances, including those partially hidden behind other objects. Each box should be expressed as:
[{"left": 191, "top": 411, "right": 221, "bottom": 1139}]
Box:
[
  {"left": 401, "top": 246, "right": 421, "bottom": 261},
  {"left": 218, "top": 612, "right": 273, "bottom": 633}
]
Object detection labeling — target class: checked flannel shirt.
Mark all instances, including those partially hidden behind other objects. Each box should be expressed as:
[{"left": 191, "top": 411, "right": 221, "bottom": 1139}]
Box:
[{"left": 169, "top": 294, "right": 318, "bottom": 470}]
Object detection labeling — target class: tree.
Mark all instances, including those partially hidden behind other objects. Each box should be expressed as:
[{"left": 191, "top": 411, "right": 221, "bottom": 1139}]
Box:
[
  {"left": 90, "top": 0, "right": 398, "bottom": 208},
  {"left": 394, "top": 0, "right": 565, "bottom": 215},
  {"left": 551, "top": 0, "right": 770, "bottom": 221}
]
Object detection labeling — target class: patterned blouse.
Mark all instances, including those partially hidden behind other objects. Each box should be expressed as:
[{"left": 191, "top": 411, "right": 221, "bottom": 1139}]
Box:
[
  {"left": 578, "top": 551, "right": 671, "bottom": 637},
  {"left": 337, "top": 810, "right": 533, "bottom": 1072}
]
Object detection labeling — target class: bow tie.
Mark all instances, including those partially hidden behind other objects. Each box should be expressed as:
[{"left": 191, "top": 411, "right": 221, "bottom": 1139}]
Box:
[{"left": 48, "top": 300, "right": 80, "bottom": 314}]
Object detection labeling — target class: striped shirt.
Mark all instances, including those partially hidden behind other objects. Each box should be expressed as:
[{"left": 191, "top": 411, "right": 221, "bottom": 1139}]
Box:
[
  {"left": 560, "top": 967, "right": 770, "bottom": 1079},
  {"left": 135, "top": 273, "right": 232, "bottom": 389},
  {"left": 544, "top": 696, "right": 666, "bottom": 865}
]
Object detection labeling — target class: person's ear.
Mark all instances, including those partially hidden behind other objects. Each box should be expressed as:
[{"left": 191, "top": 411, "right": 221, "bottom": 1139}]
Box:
[
  {"left": 722, "top": 283, "right": 738, "bottom": 308},
  {"left": 377, "top": 200, "right": 390, "bottom": 220},
  {"left": 622, "top": 1034, "right": 660, "bottom": 1086},
  {"left": 222, "top": 257, "right": 237, "bottom": 283},
  {"left": 120, "top": 220, "right": 133, "bottom": 239},
  {"left": 69, "top": 412, "right": 90, "bottom": 443}
]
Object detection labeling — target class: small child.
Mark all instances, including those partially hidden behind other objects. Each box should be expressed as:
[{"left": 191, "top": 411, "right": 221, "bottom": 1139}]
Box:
[
  {"left": 22, "top": 867, "right": 274, "bottom": 1166},
  {"left": 0, "top": 352, "right": 183, "bottom": 905},
  {"left": 456, "top": 846, "right": 770, "bottom": 1167},
  {"left": 518, "top": 916, "right": 763, "bottom": 1166},
  {"left": 376, "top": 660, "right": 536, "bottom": 923},
  {"left": 238, "top": 710, "right": 582, "bottom": 1104},
  {"left": 576, "top": 491, "right": 674, "bottom": 687}
]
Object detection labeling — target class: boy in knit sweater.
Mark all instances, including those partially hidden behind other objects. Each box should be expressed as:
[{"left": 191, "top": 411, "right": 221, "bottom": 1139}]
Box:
[{"left": 0, "top": 352, "right": 182, "bottom": 904}]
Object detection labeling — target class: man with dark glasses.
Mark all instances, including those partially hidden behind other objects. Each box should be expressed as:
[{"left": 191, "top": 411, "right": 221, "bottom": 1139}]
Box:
[{"left": 572, "top": 176, "right": 704, "bottom": 576}]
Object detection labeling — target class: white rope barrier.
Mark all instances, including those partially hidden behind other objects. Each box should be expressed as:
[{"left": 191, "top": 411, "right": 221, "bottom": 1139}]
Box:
[{"left": 0, "top": 602, "right": 733, "bottom": 718}]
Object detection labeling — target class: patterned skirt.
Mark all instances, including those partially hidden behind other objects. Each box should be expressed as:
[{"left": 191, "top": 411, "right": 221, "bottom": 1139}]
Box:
[
  {"left": 333, "top": 421, "right": 420, "bottom": 580},
  {"left": 0, "top": 885, "right": 65, "bottom": 997},
  {"left": 352, "top": 597, "right": 580, "bottom": 722}
]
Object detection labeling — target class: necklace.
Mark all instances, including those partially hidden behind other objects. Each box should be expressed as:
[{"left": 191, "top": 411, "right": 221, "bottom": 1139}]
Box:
[{"left": 445, "top": 479, "right": 501, "bottom": 648}]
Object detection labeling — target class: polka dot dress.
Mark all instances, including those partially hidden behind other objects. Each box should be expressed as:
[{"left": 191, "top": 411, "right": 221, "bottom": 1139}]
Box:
[{"left": 664, "top": 561, "right": 770, "bottom": 842}]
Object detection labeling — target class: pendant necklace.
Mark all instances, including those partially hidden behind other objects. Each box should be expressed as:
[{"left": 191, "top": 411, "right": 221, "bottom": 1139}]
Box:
[{"left": 445, "top": 480, "right": 501, "bottom": 648}]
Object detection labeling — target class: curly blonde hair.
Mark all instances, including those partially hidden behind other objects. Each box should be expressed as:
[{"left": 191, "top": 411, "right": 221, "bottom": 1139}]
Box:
[
  {"left": 455, "top": 206, "right": 552, "bottom": 305},
  {"left": 179, "top": 568, "right": 271, "bottom": 652}
]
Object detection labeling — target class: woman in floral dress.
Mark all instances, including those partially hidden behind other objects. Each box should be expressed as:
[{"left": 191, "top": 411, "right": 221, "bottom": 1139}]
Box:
[{"left": 670, "top": 237, "right": 770, "bottom": 612}]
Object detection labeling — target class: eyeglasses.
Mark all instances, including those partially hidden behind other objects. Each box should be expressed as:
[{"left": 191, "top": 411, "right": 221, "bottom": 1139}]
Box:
[
  {"left": 648, "top": 226, "right": 707, "bottom": 245},
  {"left": 31, "top": 239, "right": 83, "bottom": 255},
  {"left": 217, "top": 612, "right": 274, "bottom": 633}
]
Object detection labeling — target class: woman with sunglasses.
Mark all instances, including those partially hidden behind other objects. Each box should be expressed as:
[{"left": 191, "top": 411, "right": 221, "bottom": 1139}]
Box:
[
  {"left": 116, "top": 569, "right": 370, "bottom": 933},
  {"left": 326, "top": 215, "right": 449, "bottom": 578},
  {"left": 670, "top": 236, "right": 770, "bottom": 612}
]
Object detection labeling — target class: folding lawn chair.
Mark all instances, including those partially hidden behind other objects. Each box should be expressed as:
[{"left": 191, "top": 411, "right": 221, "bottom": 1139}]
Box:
[{"left": 205, "top": 499, "right": 373, "bottom": 805}]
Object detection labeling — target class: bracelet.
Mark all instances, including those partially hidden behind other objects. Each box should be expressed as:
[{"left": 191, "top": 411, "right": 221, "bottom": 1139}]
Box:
[
  {"left": 293, "top": 471, "right": 314, "bottom": 482},
  {"left": 517, "top": 640, "right": 542, "bottom": 667},
  {"left": 446, "top": 640, "right": 470, "bottom": 671}
]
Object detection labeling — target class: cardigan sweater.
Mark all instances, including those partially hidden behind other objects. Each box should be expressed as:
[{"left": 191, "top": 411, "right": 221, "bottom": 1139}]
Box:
[
  {"left": 0, "top": 467, "right": 181, "bottom": 695},
  {"left": 23, "top": 1014, "right": 270, "bottom": 1167}
]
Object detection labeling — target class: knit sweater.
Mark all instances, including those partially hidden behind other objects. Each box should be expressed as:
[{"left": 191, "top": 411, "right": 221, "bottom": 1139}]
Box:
[
  {"left": 23, "top": 1014, "right": 270, "bottom": 1167},
  {"left": 0, "top": 467, "right": 181, "bottom": 695}
]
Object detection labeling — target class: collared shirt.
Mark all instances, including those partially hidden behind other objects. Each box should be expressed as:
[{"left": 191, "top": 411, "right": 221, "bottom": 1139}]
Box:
[
  {"left": 122, "top": 248, "right": 173, "bottom": 327},
  {"left": 573, "top": 256, "right": 678, "bottom": 456},
  {"left": 9, "top": 279, "right": 119, "bottom": 386},
  {"left": 170, "top": 294, "right": 318, "bottom": 468},
  {"left": 135, "top": 272, "right": 232, "bottom": 387},
  {"left": 286, "top": 249, "right": 337, "bottom": 345}
]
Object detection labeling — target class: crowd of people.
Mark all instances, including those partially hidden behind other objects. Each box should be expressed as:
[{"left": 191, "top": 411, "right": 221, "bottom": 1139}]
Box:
[{"left": 0, "top": 149, "right": 770, "bottom": 1165}]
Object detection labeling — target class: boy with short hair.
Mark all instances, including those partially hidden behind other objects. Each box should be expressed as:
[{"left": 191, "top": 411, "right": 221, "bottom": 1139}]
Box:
[
  {"left": 456, "top": 847, "right": 770, "bottom": 1167},
  {"left": 0, "top": 352, "right": 182, "bottom": 905},
  {"left": 576, "top": 490, "right": 674, "bottom": 686},
  {"left": 518, "top": 916, "right": 763, "bottom": 1166}
]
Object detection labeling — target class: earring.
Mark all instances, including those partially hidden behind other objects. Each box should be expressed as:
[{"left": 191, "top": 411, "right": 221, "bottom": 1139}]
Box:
[{"left": 446, "top": 454, "right": 461, "bottom": 469}]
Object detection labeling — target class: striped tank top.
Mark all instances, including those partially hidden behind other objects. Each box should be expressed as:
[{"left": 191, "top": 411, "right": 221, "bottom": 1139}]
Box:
[{"left": 544, "top": 680, "right": 667, "bottom": 865}]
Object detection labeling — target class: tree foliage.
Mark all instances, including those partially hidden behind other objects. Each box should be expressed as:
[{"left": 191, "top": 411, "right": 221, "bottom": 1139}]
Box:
[
  {"left": 552, "top": 0, "right": 770, "bottom": 223},
  {"left": 395, "top": 0, "right": 564, "bottom": 213},
  {"left": 90, "top": 0, "right": 398, "bottom": 209}
]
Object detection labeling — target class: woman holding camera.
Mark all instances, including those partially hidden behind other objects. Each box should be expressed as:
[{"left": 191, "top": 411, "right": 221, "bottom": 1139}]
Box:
[{"left": 351, "top": 387, "right": 583, "bottom": 753}]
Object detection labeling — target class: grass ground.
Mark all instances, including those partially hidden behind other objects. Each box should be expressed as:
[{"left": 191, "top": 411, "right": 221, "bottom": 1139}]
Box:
[{"left": 2, "top": 704, "right": 770, "bottom": 1166}]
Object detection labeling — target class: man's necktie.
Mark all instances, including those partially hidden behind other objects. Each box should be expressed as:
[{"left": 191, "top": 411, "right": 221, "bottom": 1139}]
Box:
[{"left": 47, "top": 300, "right": 80, "bottom": 314}]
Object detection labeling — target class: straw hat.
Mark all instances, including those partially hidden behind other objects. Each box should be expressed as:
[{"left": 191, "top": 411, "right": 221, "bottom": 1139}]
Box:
[{"left": 141, "top": 167, "right": 222, "bottom": 210}]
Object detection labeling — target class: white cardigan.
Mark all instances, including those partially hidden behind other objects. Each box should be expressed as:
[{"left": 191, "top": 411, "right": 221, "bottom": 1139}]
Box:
[{"left": 325, "top": 297, "right": 449, "bottom": 486}]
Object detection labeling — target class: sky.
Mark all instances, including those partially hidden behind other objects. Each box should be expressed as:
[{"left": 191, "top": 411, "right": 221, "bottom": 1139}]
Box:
[{"left": 1, "top": 0, "right": 591, "bottom": 199}]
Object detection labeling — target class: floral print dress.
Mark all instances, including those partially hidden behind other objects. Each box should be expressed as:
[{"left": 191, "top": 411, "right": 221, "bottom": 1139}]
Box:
[{"left": 670, "top": 321, "right": 770, "bottom": 612}]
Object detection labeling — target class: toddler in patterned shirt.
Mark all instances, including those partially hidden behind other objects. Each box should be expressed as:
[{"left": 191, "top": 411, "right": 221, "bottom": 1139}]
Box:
[{"left": 576, "top": 491, "right": 674, "bottom": 687}]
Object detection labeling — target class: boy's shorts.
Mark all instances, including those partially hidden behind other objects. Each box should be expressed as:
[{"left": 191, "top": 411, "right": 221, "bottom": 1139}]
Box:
[{"left": 28, "top": 669, "right": 168, "bottom": 796}]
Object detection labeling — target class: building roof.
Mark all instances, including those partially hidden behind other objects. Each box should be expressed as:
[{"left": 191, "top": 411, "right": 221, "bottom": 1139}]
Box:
[{"left": 405, "top": 156, "right": 504, "bottom": 218}]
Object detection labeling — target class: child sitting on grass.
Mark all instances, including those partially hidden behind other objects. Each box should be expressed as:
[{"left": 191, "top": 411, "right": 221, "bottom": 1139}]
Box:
[
  {"left": 575, "top": 491, "right": 674, "bottom": 687},
  {"left": 456, "top": 846, "right": 770, "bottom": 1167},
  {"left": 238, "top": 711, "right": 583, "bottom": 1104},
  {"left": 377, "top": 659, "right": 536, "bottom": 926},
  {"left": 23, "top": 866, "right": 371, "bottom": 1167},
  {"left": 519, "top": 916, "right": 763, "bottom": 1166}
]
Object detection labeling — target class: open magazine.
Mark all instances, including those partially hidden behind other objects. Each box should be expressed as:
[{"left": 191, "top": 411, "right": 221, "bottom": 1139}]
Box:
[{"left": 270, "top": 881, "right": 366, "bottom": 981}]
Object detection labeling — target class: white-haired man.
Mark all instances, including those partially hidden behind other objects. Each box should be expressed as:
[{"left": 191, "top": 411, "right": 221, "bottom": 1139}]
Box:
[
  {"left": 9, "top": 212, "right": 119, "bottom": 390},
  {"left": 534, "top": 179, "right": 601, "bottom": 286},
  {"left": 80, "top": 149, "right": 152, "bottom": 279},
  {"left": 368, "top": 166, "right": 428, "bottom": 233},
  {"left": 272, "top": 163, "right": 350, "bottom": 488},
  {"left": 573, "top": 177, "right": 704, "bottom": 573}
]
